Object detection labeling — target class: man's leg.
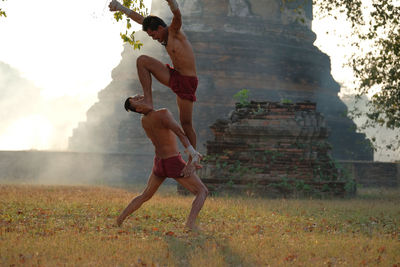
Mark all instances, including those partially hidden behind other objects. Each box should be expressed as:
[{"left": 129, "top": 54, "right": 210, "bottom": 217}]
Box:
[
  {"left": 175, "top": 173, "right": 208, "bottom": 229},
  {"left": 177, "top": 97, "right": 196, "bottom": 148},
  {"left": 136, "top": 55, "right": 170, "bottom": 108},
  {"left": 117, "top": 172, "right": 166, "bottom": 226}
]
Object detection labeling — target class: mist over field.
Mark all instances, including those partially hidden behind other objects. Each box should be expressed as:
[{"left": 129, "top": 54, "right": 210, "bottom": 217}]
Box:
[
  {"left": 340, "top": 94, "right": 400, "bottom": 162},
  {"left": 0, "top": 62, "right": 95, "bottom": 150},
  {"left": 0, "top": 0, "right": 398, "bottom": 163}
]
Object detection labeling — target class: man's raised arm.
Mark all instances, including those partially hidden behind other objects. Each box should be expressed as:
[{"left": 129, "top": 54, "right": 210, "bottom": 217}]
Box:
[
  {"left": 165, "top": 0, "right": 182, "bottom": 32},
  {"left": 109, "top": 0, "right": 144, "bottom": 25}
]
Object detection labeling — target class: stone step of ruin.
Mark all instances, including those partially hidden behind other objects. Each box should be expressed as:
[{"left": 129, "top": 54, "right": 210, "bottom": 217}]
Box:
[
  {"left": 244, "top": 101, "right": 317, "bottom": 111},
  {"left": 211, "top": 131, "right": 329, "bottom": 139}
]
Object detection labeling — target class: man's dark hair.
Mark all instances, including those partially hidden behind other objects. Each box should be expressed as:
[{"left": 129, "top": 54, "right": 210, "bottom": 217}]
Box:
[
  {"left": 142, "top": 15, "right": 166, "bottom": 31},
  {"left": 124, "top": 97, "right": 137, "bottom": 113}
]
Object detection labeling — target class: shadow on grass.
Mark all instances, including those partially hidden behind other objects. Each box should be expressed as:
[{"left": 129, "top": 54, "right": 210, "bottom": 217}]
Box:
[{"left": 162, "top": 230, "right": 254, "bottom": 266}]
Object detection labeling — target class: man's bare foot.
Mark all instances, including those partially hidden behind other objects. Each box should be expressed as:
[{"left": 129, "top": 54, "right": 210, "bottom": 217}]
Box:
[
  {"left": 144, "top": 100, "right": 153, "bottom": 109},
  {"left": 141, "top": 95, "right": 153, "bottom": 109},
  {"left": 131, "top": 96, "right": 153, "bottom": 110},
  {"left": 185, "top": 223, "right": 201, "bottom": 232},
  {"left": 116, "top": 216, "right": 124, "bottom": 227}
]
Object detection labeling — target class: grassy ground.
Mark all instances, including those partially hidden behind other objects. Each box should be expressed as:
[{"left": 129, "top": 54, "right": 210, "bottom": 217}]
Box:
[{"left": 1, "top": 184, "right": 399, "bottom": 266}]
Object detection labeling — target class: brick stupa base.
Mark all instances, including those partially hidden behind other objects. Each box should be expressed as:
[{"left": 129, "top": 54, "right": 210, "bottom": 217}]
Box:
[{"left": 179, "top": 101, "right": 353, "bottom": 197}]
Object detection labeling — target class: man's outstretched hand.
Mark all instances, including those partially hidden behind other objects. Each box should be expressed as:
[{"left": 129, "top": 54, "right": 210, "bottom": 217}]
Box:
[
  {"left": 182, "top": 147, "right": 203, "bottom": 177},
  {"left": 165, "top": 0, "right": 179, "bottom": 12},
  {"left": 182, "top": 155, "right": 203, "bottom": 177}
]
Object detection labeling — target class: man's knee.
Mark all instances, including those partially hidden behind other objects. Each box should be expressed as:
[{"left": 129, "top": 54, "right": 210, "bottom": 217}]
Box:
[
  {"left": 140, "top": 192, "right": 153, "bottom": 202},
  {"left": 181, "top": 121, "right": 194, "bottom": 131},
  {"left": 196, "top": 185, "right": 208, "bottom": 198},
  {"left": 203, "top": 186, "right": 209, "bottom": 197},
  {"left": 136, "top": 55, "right": 152, "bottom": 68}
]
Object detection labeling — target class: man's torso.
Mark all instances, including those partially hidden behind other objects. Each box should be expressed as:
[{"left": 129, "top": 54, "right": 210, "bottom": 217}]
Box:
[{"left": 166, "top": 30, "right": 197, "bottom": 77}]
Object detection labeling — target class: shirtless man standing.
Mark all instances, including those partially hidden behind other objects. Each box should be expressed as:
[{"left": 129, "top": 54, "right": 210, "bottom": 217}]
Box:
[
  {"left": 109, "top": 0, "right": 199, "bottom": 151},
  {"left": 117, "top": 95, "right": 208, "bottom": 230}
]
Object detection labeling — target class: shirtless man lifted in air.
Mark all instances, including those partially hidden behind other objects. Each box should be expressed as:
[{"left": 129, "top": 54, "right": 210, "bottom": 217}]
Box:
[
  {"left": 117, "top": 96, "right": 208, "bottom": 230},
  {"left": 109, "top": 0, "right": 199, "bottom": 151}
]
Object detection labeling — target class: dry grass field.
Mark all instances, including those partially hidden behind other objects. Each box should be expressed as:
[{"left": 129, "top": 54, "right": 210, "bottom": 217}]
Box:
[{"left": 1, "top": 184, "right": 399, "bottom": 266}]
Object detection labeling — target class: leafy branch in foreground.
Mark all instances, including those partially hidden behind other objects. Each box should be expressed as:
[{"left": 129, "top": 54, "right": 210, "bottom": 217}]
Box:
[
  {"left": 1, "top": 0, "right": 7, "bottom": 18},
  {"left": 314, "top": 0, "right": 400, "bottom": 152},
  {"left": 113, "top": 0, "right": 148, "bottom": 49}
]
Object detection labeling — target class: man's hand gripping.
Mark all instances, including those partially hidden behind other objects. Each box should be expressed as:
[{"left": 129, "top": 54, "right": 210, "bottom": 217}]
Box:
[
  {"left": 109, "top": 0, "right": 121, "bottom": 11},
  {"left": 182, "top": 145, "right": 203, "bottom": 177},
  {"left": 109, "top": 0, "right": 132, "bottom": 15},
  {"left": 165, "top": 0, "right": 179, "bottom": 12}
]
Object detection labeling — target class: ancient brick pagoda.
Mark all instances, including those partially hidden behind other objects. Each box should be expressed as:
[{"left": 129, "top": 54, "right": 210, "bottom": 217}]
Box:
[
  {"left": 69, "top": 0, "right": 373, "bottom": 163},
  {"left": 190, "top": 100, "right": 350, "bottom": 196}
]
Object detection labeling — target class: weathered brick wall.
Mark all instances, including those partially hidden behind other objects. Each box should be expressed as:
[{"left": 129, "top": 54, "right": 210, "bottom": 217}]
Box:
[
  {"left": 337, "top": 161, "right": 400, "bottom": 188},
  {"left": 196, "top": 101, "right": 349, "bottom": 196}
]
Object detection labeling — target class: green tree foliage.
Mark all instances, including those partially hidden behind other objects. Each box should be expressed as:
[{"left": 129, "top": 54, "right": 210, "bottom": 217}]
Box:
[
  {"left": 1, "top": 0, "right": 7, "bottom": 18},
  {"left": 233, "top": 89, "right": 250, "bottom": 107},
  {"left": 112, "top": 0, "right": 148, "bottom": 49},
  {"left": 314, "top": 0, "right": 400, "bottom": 150}
]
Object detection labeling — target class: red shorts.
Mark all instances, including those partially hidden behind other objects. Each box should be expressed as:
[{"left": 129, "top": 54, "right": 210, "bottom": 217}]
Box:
[
  {"left": 167, "top": 64, "right": 198, "bottom": 102},
  {"left": 152, "top": 154, "right": 186, "bottom": 178}
]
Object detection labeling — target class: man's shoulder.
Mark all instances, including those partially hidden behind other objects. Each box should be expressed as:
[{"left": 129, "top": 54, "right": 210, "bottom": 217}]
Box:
[
  {"left": 153, "top": 109, "right": 173, "bottom": 128},
  {"left": 156, "top": 108, "right": 170, "bottom": 114},
  {"left": 168, "top": 26, "right": 186, "bottom": 38},
  {"left": 155, "top": 108, "right": 171, "bottom": 118}
]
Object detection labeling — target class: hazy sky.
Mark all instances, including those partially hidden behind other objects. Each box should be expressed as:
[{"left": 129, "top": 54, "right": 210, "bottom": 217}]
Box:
[
  {"left": 0, "top": 0, "right": 150, "bottom": 150},
  {"left": 0, "top": 1, "right": 396, "bottom": 161}
]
